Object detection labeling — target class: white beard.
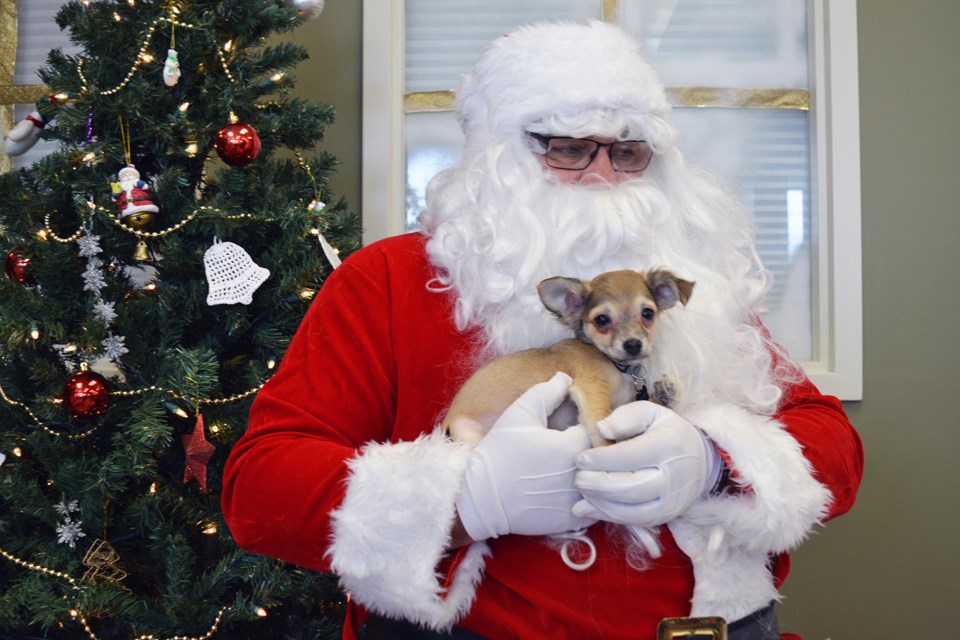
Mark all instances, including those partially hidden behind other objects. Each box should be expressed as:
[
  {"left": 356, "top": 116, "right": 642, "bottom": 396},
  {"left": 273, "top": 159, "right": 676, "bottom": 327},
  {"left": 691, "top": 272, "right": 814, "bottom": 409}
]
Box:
[{"left": 421, "top": 147, "right": 791, "bottom": 414}]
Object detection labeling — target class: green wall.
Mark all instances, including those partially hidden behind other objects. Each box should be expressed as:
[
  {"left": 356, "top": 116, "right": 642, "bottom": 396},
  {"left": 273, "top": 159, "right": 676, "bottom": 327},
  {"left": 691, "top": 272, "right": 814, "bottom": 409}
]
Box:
[{"left": 293, "top": 2, "right": 960, "bottom": 637}]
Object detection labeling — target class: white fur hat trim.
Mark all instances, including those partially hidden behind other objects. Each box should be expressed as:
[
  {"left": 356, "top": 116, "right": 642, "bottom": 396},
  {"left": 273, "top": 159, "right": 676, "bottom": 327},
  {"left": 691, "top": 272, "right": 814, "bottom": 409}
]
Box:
[{"left": 456, "top": 20, "right": 674, "bottom": 148}]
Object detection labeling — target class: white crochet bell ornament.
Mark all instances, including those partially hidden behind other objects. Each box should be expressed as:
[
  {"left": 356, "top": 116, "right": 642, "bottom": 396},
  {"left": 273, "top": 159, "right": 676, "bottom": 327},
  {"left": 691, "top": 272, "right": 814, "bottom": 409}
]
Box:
[{"left": 204, "top": 238, "right": 270, "bottom": 305}]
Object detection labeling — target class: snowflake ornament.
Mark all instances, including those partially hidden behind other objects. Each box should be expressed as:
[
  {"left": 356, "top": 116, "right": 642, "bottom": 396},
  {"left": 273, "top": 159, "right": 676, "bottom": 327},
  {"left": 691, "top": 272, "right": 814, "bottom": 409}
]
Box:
[
  {"left": 82, "top": 257, "right": 106, "bottom": 293},
  {"left": 93, "top": 300, "right": 117, "bottom": 324},
  {"left": 56, "top": 518, "right": 86, "bottom": 549},
  {"left": 76, "top": 233, "right": 102, "bottom": 258},
  {"left": 54, "top": 496, "right": 80, "bottom": 517},
  {"left": 102, "top": 333, "right": 129, "bottom": 361}
]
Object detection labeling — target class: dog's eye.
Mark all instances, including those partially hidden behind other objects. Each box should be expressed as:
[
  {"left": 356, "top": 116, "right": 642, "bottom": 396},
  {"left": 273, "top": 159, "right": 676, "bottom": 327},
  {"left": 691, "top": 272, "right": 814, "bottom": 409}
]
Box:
[
  {"left": 642, "top": 309, "right": 655, "bottom": 321},
  {"left": 593, "top": 314, "right": 611, "bottom": 328}
]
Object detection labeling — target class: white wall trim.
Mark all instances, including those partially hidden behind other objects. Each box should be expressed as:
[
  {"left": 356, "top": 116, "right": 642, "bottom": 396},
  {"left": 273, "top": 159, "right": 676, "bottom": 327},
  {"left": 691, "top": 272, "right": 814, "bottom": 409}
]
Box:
[
  {"left": 361, "top": 1, "right": 407, "bottom": 244},
  {"left": 806, "top": 0, "right": 863, "bottom": 399}
]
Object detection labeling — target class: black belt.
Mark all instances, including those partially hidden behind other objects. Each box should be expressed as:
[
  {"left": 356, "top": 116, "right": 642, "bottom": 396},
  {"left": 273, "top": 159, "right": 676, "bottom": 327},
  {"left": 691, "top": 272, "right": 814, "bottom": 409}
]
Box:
[
  {"left": 659, "top": 603, "right": 779, "bottom": 639},
  {"left": 364, "top": 601, "right": 779, "bottom": 640}
]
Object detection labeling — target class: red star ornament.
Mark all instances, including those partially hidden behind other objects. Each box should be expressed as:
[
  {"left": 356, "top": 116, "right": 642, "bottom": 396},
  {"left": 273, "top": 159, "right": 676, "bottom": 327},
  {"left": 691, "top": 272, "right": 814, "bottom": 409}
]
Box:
[{"left": 182, "top": 414, "right": 216, "bottom": 492}]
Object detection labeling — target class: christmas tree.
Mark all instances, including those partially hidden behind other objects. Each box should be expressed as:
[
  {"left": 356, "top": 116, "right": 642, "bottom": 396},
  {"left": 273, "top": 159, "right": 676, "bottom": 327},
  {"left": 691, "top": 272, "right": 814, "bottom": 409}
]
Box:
[{"left": 0, "top": 1, "right": 360, "bottom": 638}]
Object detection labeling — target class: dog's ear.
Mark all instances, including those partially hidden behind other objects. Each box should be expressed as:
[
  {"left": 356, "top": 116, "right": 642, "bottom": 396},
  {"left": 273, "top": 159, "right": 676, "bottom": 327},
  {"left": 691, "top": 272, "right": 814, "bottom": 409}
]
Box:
[
  {"left": 647, "top": 270, "right": 695, "bottom": 310},
  {"left": 538, "top": 276, "right": 588, "bottom": 330}
]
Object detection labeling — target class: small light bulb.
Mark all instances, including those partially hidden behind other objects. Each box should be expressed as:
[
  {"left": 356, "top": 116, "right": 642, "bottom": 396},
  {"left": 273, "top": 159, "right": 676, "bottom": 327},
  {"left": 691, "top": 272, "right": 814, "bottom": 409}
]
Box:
[
  {"left": 164, "top": 400, "right": 190, "bottom": 419},
  {"left": 223, "top": 40, "right": 234, "bottom": 52},
  {"left": 300, "top": 288, "right": 315, "bottom": 300},
  {"left": 266, "top": 356, "right": 278, "bottom": 370},
  {"left": 141, "top": 53, "right": 154, "bottom": 63},
  {"left": 255, "top": 607, "right": 267, "bottom": 618},
  {"left": 36, "top": 228, "right": 49, "bottom": 240},
  {"left": 185, "top": 142, "right": 198, "bottom": 157},
  {"left": 149, "top": 482, "right": 157, "bottom": 494},
  {"left": 271, "top": 72, "right": 285, "bottom": 82},
  {"left": 178, "top": 102, "right": 190, "bottom": 113},
  {"left": 12, "top": 447, "right": 23, "bottom": 457},
  {"left": 28, "top": 323, "right": 41, "bottom": 340},
  {"left": 113, "top": 11, "right": 122, "bottom": 21}
]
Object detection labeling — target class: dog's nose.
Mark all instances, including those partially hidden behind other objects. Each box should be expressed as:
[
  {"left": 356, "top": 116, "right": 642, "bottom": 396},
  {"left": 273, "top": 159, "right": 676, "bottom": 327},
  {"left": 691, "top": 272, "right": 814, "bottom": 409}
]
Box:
[{"left": 623, "top": 339, "right": 643, "bottom": 356}]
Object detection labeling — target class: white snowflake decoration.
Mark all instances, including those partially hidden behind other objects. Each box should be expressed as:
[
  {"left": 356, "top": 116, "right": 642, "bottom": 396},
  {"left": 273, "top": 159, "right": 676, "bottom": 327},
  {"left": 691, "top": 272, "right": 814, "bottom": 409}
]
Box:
[
  {"left": 76, "top": 233, "right": 102, "bottom": 258},
  {"left": 54, "top": 496, "right": 80, "bottom": 517},
  {"left": 54, "top": 496, "right": 85, "bottom": 549},
  {"left": 93, "top": 300, "right": 117, "bottom": 324},
  {"left": 74, "top": 224, "right": 129, "bottom": 369},
  {"left": 102, "top": 333, "right": 129, "bottom": 360},
  {"left": 82, "top": 257, "right": 106, "bottom": 293},
  {"left": 56, "top": 518, "right": 86, "bottom": 549}
]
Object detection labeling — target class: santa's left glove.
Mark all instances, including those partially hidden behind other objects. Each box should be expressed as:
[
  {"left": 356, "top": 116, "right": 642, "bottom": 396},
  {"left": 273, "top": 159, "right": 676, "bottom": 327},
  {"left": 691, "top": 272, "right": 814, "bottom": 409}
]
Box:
[
  {"left": 455, "top": 373, "right": 597, "bottom": 542},
  {"left": 573, "top": 401, "right": 723, "bottom": 527}
]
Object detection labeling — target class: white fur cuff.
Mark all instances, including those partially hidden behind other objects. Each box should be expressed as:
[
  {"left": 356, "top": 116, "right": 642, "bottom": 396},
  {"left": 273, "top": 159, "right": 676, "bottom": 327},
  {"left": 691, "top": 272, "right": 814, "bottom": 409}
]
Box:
[
  {"left": 669, "top": 403, "right": 833, "bottom": 620},
  {"left": 681, "top": 403, "right": 832, "bottom": 553},
  {"left": 326, "top": 429, "right": 490, "bottom": 630}
]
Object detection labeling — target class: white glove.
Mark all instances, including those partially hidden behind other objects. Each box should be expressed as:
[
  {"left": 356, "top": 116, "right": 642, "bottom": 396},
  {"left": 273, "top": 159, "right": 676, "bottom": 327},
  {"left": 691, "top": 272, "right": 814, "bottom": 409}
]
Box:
[
  {"left": 573, "top": 402, "right": 723, "bottom": 527},
  {"left": 455, "top": 373, "right": 597, "bottom": 541}
]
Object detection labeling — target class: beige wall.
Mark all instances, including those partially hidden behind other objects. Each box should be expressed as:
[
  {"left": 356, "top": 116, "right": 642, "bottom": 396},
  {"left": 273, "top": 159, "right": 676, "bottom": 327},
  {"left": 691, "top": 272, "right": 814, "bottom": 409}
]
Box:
[{"left": 293, "top": 2, "right": 960, "bottom": 637}]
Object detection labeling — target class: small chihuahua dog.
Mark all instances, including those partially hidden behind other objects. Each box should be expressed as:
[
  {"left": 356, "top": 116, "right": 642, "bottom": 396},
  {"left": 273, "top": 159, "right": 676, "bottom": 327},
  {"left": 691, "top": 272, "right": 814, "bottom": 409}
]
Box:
[{"left": 444, "top": 269, "right": 694, "bottom": 447}]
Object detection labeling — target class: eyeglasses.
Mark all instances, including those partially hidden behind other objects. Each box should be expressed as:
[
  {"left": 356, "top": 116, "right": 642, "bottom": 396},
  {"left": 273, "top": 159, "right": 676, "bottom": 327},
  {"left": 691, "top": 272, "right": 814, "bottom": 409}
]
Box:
[{"left": 528, "top": 133, "right": 653, "bottom": 173}]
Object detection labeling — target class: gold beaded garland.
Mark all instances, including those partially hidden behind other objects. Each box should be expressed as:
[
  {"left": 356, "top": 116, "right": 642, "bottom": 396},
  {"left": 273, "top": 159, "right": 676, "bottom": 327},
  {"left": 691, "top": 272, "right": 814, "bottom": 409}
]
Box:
[
  {"left": 0, "top": 544, "right": 228, "bottom": 640},
  {"left": 76, "top": 15, "right": 205, "bottom": 97}
]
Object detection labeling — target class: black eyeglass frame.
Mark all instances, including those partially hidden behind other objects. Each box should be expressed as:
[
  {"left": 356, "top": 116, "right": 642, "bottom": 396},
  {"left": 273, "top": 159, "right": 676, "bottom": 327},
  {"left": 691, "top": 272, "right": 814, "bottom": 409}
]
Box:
[{"left": 527, "top": 132, "right": 654, "bottom": 173}]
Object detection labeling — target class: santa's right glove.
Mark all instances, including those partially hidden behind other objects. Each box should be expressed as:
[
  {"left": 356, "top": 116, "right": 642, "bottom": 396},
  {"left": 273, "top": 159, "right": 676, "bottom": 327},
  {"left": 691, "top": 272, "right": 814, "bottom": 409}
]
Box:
[{"left": 455, "top": 373, "right": 597, "bottom": 541}]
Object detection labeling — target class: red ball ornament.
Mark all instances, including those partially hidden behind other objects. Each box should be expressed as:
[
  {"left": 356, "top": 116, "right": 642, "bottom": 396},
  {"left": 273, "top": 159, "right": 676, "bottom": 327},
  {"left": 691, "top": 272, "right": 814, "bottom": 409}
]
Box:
[
  {"left": 62, "top": 369, "right": 112, "bottom": 419},
  {"left": 5, "top": 246, "right": 36, "bottom": 286},
  {"left": 214, "top": 117, "right": 261, "bottom": 166}
]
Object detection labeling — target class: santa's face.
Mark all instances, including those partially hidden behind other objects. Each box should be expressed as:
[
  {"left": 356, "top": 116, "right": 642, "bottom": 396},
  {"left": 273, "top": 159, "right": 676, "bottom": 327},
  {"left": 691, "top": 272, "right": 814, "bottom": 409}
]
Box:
[{"left": 119, "top": 170, "right": 139, "bottom": 185}]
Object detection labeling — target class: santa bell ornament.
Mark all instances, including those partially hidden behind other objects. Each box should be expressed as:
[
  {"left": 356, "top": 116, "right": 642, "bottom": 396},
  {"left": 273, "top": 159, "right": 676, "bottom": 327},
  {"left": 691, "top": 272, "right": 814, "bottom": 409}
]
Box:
[
  {"left": 214, "top": 114, "right": 261, "bottom": 166},
  {"left": 112, "top": 165, "right": 159, "bottom": 219},
  {"left": 5, "top": 246, "right": 36, "bottom": 286},
  {"left": 62, "top": 364, "right": 112, "bottom": 419}
]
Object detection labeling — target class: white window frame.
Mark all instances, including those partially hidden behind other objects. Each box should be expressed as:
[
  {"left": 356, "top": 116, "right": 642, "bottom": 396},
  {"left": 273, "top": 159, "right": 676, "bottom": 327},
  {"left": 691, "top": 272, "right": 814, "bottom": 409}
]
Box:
[{"left": 368, "top": 0, "right": 862, "bottom": 399}]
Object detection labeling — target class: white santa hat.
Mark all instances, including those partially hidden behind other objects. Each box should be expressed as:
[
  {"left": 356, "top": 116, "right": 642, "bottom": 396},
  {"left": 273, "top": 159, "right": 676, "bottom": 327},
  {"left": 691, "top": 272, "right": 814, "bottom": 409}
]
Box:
[{"left": 455, "top": 20, "right": 675, "bottom": 152}]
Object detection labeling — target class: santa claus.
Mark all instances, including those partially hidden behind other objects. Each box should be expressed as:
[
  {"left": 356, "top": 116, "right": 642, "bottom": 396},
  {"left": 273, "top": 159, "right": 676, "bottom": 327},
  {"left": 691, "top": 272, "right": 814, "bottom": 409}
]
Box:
[
  {"left": 223, "top": 20, "right": 862, "bottom": 640},
  {"left": 112, "top": 165, "right": 159, "bottom": 218}
]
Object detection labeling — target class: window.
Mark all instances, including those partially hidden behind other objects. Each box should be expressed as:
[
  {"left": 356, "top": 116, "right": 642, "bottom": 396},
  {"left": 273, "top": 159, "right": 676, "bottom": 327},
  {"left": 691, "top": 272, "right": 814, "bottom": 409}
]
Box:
[{"left": 363, "top": 0, "right": 861, "bottom": 399}]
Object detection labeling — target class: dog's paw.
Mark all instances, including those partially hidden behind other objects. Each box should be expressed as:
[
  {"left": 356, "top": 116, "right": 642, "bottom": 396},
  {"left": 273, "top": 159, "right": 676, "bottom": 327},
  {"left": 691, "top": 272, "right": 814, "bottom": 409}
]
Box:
[
  {"left": 652, "top": 377, "right": 679, "bottom": 407},
  {"left": 447, "top": 415, "right": 488, "bottom": 444}
]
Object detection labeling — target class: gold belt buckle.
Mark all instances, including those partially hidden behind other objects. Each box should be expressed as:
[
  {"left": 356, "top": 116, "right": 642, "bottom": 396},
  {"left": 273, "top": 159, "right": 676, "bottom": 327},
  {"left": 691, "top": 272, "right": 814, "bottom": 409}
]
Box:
[{"left": 657, "top": 616, "right": 728, "bottom": 640}]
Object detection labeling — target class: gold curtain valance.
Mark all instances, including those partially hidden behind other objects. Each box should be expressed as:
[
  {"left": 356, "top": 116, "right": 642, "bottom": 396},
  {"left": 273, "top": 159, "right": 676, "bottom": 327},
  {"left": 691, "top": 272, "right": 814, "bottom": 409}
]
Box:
[{"left": 404, "top": 87, "right": 810, "bottom": 114}]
